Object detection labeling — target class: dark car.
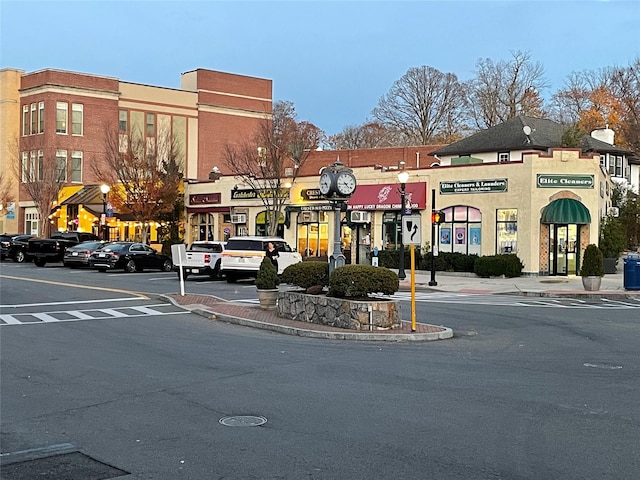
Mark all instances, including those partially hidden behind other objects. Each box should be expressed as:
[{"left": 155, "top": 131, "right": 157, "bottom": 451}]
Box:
[
  {"left": 89, "top": 242, "right": 173, "bottom": 273},
  {"left": 63, "top": 240, "right": 107, "bottom": 268},
  {"left": 1, "top": 234, "right": 34, "bottom": 263}
]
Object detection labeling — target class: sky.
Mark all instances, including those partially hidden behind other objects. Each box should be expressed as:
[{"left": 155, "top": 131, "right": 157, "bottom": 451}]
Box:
[{"left": 1, "top": 0, "right": 639, "bottom": 136}]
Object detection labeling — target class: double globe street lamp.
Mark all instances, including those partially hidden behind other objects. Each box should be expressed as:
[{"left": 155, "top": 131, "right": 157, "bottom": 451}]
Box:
[{"left": 100, "top": 184, "right": 110, "bottom": 241}]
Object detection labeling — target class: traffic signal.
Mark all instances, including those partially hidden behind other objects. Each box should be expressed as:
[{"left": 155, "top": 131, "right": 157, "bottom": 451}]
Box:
[{"left": 431, "top": 210, "right": 445, "bottom": 224}]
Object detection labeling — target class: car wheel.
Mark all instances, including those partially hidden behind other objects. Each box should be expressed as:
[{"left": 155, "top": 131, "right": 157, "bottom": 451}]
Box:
[
  {"left": 209, "top": 261, "right": 222, "bottom": 280},
  {"left": 14, "top": 251, "right": 25, "bottom": 263},
  {"left": 34, "top": 258, "right": 46, "bottom": 267},
  {"left": 161, "top": 259, "right": 173, "bottom": 272},
  {"left": 124, "top": 260, "right": 137, "bottom": 273}
]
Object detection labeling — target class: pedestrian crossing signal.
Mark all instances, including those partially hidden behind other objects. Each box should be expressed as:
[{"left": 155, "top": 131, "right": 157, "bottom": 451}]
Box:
[{"left": 431, "top": 210, "right": 445, "bottom": 224}]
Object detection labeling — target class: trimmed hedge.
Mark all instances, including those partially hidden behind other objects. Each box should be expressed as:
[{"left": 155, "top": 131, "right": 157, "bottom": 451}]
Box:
[
  {"left": 474, "top": 254, "right": 524, "bottom": 278},
  {"left": 327, "top": 265, "right": 399, "bottom": 298},
  {"left": 281, "top": 261, "right": 330, "bottom": 289},
  {"left": 378, "top": 248, "right": 477, "bottom": 273}
]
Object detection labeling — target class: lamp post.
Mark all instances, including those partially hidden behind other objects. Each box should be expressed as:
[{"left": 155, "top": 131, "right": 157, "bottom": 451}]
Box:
[
  {"left": 100, "top": 184, "right": 110, "bottom": 241},
  {"left": 397, "top": 171, "right": 410, "bottom": 280}
]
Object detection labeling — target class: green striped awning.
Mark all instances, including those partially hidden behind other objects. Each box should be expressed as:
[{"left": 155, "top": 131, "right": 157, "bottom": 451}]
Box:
[{"left": 540, "top": 198, "right": 591, "bottom": 225}]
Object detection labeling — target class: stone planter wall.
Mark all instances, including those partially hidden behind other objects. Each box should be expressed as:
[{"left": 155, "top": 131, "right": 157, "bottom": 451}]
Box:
[{"left": 277, "top": 291, "right": 401, "bottom": 330}]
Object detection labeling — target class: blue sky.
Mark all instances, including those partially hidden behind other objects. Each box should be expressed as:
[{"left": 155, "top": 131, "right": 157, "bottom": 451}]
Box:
[{"left": 1, "top": 0, "right": 639, "bottom": 136}]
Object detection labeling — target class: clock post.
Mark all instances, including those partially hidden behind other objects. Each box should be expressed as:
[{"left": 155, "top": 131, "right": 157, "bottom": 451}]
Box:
[{"left": 318, "top": 159, "right": 357, "bottom": 275}]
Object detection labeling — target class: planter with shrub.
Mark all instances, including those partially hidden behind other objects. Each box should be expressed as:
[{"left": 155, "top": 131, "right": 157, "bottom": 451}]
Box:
[
  {"left": 580, "top": 244, "right": 604, "bottom": 291},
  {"left": 256, "top": 257, "right": 280, "bottom": 310}
]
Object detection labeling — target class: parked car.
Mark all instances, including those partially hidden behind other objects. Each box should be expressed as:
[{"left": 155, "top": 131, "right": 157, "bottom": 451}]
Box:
[
  {"left": 221, "top": 236, "right": 302, "bottom": 283},
  {"left": 175, "top": 240, "right": 226, "bottom": 280},
  {"left": 28, "top": 231, "right": 101, "bottom": 267},
  {"left": 63, "top": 240, "right": 107, "bottom": 268},
  {"left": 1, "top": 234, "right": 35, "bottom": 263},
  {"left": 89, "top": 242, "right": 173, "bottom": 273}
]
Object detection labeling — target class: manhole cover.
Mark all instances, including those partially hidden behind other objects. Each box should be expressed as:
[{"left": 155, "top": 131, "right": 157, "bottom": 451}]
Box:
[{"left": 219, "top": 415, "right": 267, "bottom": 427}]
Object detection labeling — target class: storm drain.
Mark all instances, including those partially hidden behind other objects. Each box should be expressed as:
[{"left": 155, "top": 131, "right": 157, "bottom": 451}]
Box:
[
  {"left": 1, "top": 444, "right": 129, "bottom": 480},
  {"left": 219, "top": 415, "right": 268, "bottom": 427}
]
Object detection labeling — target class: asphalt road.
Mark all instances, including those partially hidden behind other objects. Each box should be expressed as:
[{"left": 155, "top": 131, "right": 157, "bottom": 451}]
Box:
[{"left": 1, "top": 261, "right": 639, "bottom": 479}]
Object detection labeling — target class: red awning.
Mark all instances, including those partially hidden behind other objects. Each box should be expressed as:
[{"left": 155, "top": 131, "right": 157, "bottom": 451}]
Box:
[
  {"left": 186, "top": 206, "right": 230, "bottom": 214},
  {"left": 347, "top": 182, "right": 427, "bottom": 210}
]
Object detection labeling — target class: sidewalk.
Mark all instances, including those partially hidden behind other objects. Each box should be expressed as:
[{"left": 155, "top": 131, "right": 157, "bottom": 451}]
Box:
[{"left": 161, "top": 269, "right": 639, "bottom": 343}]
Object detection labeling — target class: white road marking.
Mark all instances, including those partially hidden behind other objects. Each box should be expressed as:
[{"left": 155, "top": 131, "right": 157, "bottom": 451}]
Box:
[
  {"left": 0, "top": 315, "right": 21, "bottom": 324},
  {"left": 3, "top": 298, "right": 140, "bottom": 308},
  {"left": 129, "top": 306, "right": 162, "bottom": 315},
  {"left": 100, "top": 308, "right": 129, "bottom": 318},
  {"left": 67, "top": 311, "right": 94, "bottom": 320},
  {"left": 31, "top": 312, "right": 59, "bottom": 323}
]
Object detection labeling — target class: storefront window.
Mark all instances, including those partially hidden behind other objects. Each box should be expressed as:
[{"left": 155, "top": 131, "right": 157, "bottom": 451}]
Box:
[
  {"left": 297, "top": 211, "right": 329, "bottom": 257},
  {"left": 496, "top": 209, "right": 517, "bottom": 254},
  {"left": 382, "top": 211, "right": 401, "bottom": 250},
  {"left": 439, "top": 206, "right": 482, "bottom": 255},
  {"left": 255, "top": 211, "right": 285, "bottom": 237},
  {"left": 191, "top": 213, "right": 215, "bottom": 241}
]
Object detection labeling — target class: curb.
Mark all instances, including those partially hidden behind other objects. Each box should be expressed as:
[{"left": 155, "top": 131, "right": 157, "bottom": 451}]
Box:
[{"left": 159, "top": 294, "right": 453, "bottom": 342}]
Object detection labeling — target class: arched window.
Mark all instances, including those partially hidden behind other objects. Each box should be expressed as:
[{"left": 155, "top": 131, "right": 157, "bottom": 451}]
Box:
[{"left": 438, "top": 205, "right": 482, "bottom": 255}]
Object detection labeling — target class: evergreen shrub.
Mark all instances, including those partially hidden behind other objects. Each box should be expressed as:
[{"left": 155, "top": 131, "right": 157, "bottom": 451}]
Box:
[
  {"left": 474, "top": 254, "right": 524, "bottom": 278},
  {"left": 327, "top": 265, "right": 399, "bottom": 298},
  {"left": 255, "top": 257, "right": 280, "bottom": 290},
  {"left": 281, "top": 261, "right": 329, "bottom": 289},
  {"left": 581, "top": 244, "right": 604, "bottom": 277}
]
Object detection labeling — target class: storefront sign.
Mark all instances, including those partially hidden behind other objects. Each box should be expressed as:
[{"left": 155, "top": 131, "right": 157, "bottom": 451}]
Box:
[
  {"left": 301, "top": 204, "right": 334, "bottom": 211},
  {"left": 189, "top": 193, "right": 221, "bottom": 204},
  {"left": 536, "top": 174, "right": 594, "bottom": 188},
  {"left": 301, "top": 189, "right": 324, "bottom": 201},
  {"left": 347, "top": 182, "right": 427, "bottom": 210},
  {"left": 231, "top": 188, "right": 290, "bottom": 200},
  {"left": 440, "top": 178, "right": 508, "bottom": 194}
]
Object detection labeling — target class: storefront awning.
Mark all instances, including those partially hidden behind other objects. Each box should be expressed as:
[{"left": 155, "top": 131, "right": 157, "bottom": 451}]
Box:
[
  {"left": 540, "top": 198, "right": 591, "bottom": 224},
  {"left": 347, "top": 182, "right": 427, "bottom": 211}
]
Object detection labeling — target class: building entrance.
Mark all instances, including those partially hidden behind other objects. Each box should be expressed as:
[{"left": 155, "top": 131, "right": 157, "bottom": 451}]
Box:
[{"left": 550, "top": 224, "right": 579, "bottom": 275}]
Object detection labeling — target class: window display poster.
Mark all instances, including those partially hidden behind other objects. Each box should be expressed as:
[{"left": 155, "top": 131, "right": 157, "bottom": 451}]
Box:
[
  {"left": 470, "top": 227, "right": 481, "bottom": 245},
  {"left": 440, "top": 227, "right": 451, "bottom": 245},
  {"left": 455, "top": 227, "right": 466, "bottom": 244}
]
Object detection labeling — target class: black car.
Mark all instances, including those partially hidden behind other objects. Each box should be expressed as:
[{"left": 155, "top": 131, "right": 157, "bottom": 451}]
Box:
[
  {"left": 89, "top": 242, "right": 173, "bottom": 273},
  {"left": 0, "top": 234, "right": 34, "bottom": 263},
  {"left": 63, "top": 240, "right": 107, "bottom": 268}
]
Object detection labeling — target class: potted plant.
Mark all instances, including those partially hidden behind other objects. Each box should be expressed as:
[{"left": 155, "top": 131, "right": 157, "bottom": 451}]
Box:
[
  {"left": 255, "top": 256, "right": 280, "bottom": 310},
  {"left": 581, "top": 244, "right": 604, "bottom": 291},
  {"left": 599, "top": 214, "right": 626, "bottom": 274}
]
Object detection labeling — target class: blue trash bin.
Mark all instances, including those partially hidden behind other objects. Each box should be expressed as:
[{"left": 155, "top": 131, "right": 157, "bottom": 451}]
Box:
[{"left": 623, "top": 254, "right": 640, "bottom": 290}]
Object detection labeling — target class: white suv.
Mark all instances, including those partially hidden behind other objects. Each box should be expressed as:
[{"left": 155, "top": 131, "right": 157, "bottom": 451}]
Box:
[{"left": 221, "top": 236, "right": 302, "bottom": 283}]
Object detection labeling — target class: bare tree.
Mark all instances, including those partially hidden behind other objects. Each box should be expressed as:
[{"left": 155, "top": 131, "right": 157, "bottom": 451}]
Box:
[
  {"left": 9, "top": 141, "right": 66, "bottom": 237},
  {"left": 372, "top": 65, "right": 466, "bottom": 145},
  {"left": 0, "top": 170, "right": 14, "bottom": 216},
  {"left": 326, "top": 122, "right": 400, "bottom": 149},
  {"left": 224, "top": 100, "right": 323, "bottom": 236},
  {"left": 465, "top": 50, "right": 548, "bottom": 129},
  {"left": 95, "top": 125, "right": 184, "bottom": 243},
  {"left": 611, "top": 57, "right": 640, "bottom": 154}
]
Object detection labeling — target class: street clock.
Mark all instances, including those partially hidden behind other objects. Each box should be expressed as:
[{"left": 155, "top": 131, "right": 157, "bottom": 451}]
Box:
[{"left": 318, "top": 159, "right": 357, "bottom": 198}]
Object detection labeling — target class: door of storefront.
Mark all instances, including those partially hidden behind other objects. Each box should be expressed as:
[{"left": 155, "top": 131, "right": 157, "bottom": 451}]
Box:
[{"left": 550, "top": 224, "right": 579, "bottom": 276}]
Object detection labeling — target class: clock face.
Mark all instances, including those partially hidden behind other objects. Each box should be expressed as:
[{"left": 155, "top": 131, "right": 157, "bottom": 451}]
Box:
[
  {"left": 336, "top": 172, "right": 356, "bottom": 196},
  {"left": 319, "top": 172, "right": 333, "bottom": 195}
]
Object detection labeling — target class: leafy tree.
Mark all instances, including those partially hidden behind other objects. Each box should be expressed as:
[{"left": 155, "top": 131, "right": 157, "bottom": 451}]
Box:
[
  {"left": 95, "top": 126, "right": 184, "bottom": 243},
  {"left": 0, "top": 170, "right": 15, "bottom": 217},
  {"left": 465, "top": 50, "right": 548, "bottom": 129},
  {"left": 372, "top": 65, "right": 465, "bottom": 145},
  {"left": 224, "top": 100, "right": 323, "bottom": 236},
  {"left": 613, "top": 183, "right": 640, "bottom": 249}
]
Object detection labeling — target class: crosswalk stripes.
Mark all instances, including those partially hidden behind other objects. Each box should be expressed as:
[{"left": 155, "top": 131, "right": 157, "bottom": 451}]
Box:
[{"left": 0, "top": 303, "right": 183, "bottom": 326}]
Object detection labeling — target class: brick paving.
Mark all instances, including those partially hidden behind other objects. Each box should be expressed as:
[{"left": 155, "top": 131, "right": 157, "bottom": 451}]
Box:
[{"left": 166, "top": 293, "right": 448, "bottom": 336}]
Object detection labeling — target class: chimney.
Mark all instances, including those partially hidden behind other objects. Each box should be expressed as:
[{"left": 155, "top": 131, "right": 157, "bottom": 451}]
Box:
[{"left": 591, "top": 126, "right": 615, "bottom": 145}]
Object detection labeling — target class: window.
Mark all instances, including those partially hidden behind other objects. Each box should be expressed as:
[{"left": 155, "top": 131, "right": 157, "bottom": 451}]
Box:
[
  {"left": 70, "top": 151, "right": 82, "bottom": 183},
  {"left": 21, "top": 152, "right": 28, "bottom": 182},
  {"left": 71, "top": 103, "right": 83, "bottom": 136},
  {"left": 37, "top": 150, "right": 44, "bottom": 181},
  {"left": 119, "top": 110, "right": 128, "bottom": 132},
  {"left": 496, "top": 209, "right": 518, "bottom": 254},
  {"left": 38, "top": 101, "right": 45, "bottom": 133},
  {"left": 600, "top": 153, "right": 607, "bottom": 170},
  {"left": 146, "top": 113, "right": 155, "bottom": 136},
  {"left": 56, "top": 102, "right": 68, "bottom": 134},
  {"left": 30, "top": 103, "right": 37, "bottom": 134},
  {"left": 498, "top": 152, "right": 510, "bottom": 163},
  {"left": 22, "top": 105, "right": 29, "bottom": 136},
  {"left": 25, "top": 211, "right": 39, "bottom": 236},
  {"left": 613, "top": 155, "right": 623, "bottom": 177},
  {"left": 56, "top": 150, "right": 67, "bottom": 182},
  {"left": 438, "top": 205, "right": 482, "bottom": 255},
  {"left": 29, "top": 151, "right": 36, "bottom": 182},
  {"left": 191, "top": 213, "right": 214, "bottom": 241}
]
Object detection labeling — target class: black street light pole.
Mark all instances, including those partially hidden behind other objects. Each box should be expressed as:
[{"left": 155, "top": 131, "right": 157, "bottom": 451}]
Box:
[
  {"left": 100, "top": 184, "right": 110, "bottom": 241},
  {"left": 397, "top": 171, "right": 409, "bottom": 280},
  {"left": 429, "top": 188, "right": 438, "bottom": 286}
]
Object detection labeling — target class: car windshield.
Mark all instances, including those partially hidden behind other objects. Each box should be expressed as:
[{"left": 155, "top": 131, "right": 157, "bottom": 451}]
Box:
[
  {"left": 70, "top": 241, "right": 103, "bottom": 251},
  {"left": 98, "top": 243, "right": 129, "bottom": 253}
]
